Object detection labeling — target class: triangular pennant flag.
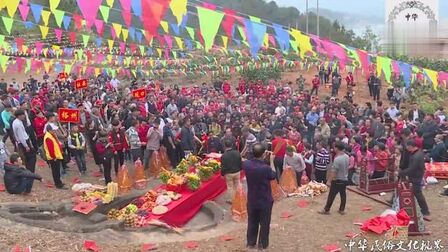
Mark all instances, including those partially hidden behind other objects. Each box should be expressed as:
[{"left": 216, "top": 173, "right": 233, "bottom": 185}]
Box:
[
  {"left": 186, "top": 26, "right": 195, "bottom": 40},
  {"left": 237, "top": 26, "right": 247, "bottom": 41},
  {"left": 95, "top": 19, "right": 104, "bottom": 36},
  {"left": 244, "top": 18, "right": 266, "bottom": 57},
  {"left": 122, "top": 10, "right": 132, "bottom": 27},
  {"left": 43, "top": 61, "right": 52, "bottom": 73},
  {"left": 30, "top": 3, "right": 43, "bottom": 24},
  {"left": 77, "top": 0, "right": 102, "bottom": 28},
  {"left": 424, "top": 68, "right": 439, "bottom": 90},
  {"left": 0, "top": 35, "right": 5, "bottom": 48},
  {"left": 64, "top": 63, "right": 73, "bottom": 74},
  {"left": 82, "top": 34, "right": 90, "bottom": 47},
  {"left": 221, "top": 36, "right": 228, "bottom": 49},
  {"left": 24, "top": 58, "right": 31, "bottom": 73},
  {"left": 96, "top": 37, "right": 102, "bottom": 47},
  {"left": 108, "top": 40, "right": 114, "bottom": 51},
  {"left": 273, "top": 24, "right": 290, "bottom": 53},
  {"left": 106, "top": 0, "right": 114, "bottom": 7},
  {"left": 99, "top": 5, "right": 110, "bottom": 23},
  {"left": 63, "top": 15, "right": 71, "bottom": 30},
  {"left": 39, "top": 25, "right": 49, "bottom": 39},
  {"left": 196, "top": 7, "right": 224, "bottom": 51},
  {"left": 0, "top": 55, "right": 8, "bottom": 72},
  {"left": 141, "top": 0, "right": 171, "bottom": 41},
  {"left": 160, "top": 21, "right": 169, "bottom": 33},
  {"left": 290, "top": 29, "right": 314, "bottom": 58},
  {"left": 263, "top": 33, "right": 269, "bottom": 48},
  {"left": 54, "top": 28, "right": 63, "bottom": 42},
  {"left": 122, "top": 28, "right": 129, "bottom": 41},
  {"left": 49, "top": 0, "right": 61, "bottom": 12},
  {"left": 112, "top": 23, "right": 122, "bottom": 39},
  {"left": 18, "top": 4, "right": 30, "bottom": 21},
  {"left": 174, "top": 37, "right": 184, "bottom": 50},
  {"left": 5, "top": 0, "right": 20, "bottom": 18},
  {"left": 53, "top": 9, "right": 65, "bottom": 28},
  {"left": 398, "top": 61, "right": 412, "bottom": 88},
  {"left": 170, "top": 0, "right": 187, "bottom": 25},
  {"left": 131, "top": 0, "right": 142, "bottom": 17},
  {"left": 376, "top": 56, "right": 392, "bottom": 84},
  {"left": 1, "top": 17, "right": 13, "bottom": 35},
  {"left": 41, "top": 10, "right": 51, "bottom": 26}
]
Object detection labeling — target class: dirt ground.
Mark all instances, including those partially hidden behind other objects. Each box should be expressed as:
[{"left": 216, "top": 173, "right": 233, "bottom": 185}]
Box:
[{"left": 1, "top": 68, "right": 448, "bottom": 251}]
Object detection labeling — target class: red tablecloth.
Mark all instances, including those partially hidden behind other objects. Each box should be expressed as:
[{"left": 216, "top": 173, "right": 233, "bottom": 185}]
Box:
[
  {"left": 147, "top": 173, "right": 226, "bottom": 227},
  {"left": 425, "top": 162, "right": 448, "bottom": 179}
]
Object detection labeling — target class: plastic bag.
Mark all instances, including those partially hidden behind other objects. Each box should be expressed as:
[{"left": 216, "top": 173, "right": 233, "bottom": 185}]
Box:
[
  {"left": 280, "top": 167, "right": 298, "bottom": 193},
  {"left": 134, "top": 159, "right": 147, "bottom": 190},
  {"left": 271, "top": 180, "right": 283, "bottom": 201},
  {"left": 231, "top": 186, "right": 247, "bottom": 222},
  {"left": 159, "top": 147, "right": 172, "bottom": 170},
  {"left": 117, "top": 165, "right": 133, "bottom": 193},
  {"left": 149, "top": 151, "right": 162, "bottom": 178}
]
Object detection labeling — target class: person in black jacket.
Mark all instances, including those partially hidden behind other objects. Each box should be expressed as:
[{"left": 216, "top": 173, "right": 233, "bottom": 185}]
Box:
[
  {"left": 399, "top": 139, "right": 431, "bottom": 220},
  {"left": 419, "top": 114, "right": 439, "bottom": 150},
  {"left": 430, "top": 135, "right": 447, "bottom": 162},
  {"left": 221, "top": 139, "right": 242, "bottom": 203},
  {"left": 4, "top": 153, "right": 42, "bottom": 195}
]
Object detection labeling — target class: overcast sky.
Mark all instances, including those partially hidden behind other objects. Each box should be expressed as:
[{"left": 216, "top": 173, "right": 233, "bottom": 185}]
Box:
[{"left": 273, "top": 0, "right": 448, "bottom": 19}]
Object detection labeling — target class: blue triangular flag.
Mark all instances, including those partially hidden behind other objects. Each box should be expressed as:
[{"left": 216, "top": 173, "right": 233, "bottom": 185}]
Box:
[
  {"left": 131, "top": 0, "right": 142, "bottom": 17},
  {"left": 63, "top": 15, "right": 71, "bottom": 31},
  {"left": 136, "top": 31, "right": 142, "bottom": 43},
  {"left": 96, "top": 37, "right": 103, "bottom": 47},
  {"left": 180, "top": 14, "right": 188, "bottom": 29},
  {"left": 170, "top": 23, "right": 180, "bottom": 35},
  {"left": 146, "top": 48, "right": 153, "bottom": 56},
  {"left": 273, "top": 24, "right": 290, "bottom": 53},
  {"left": 129, "top": 27, "right": 135, "bottom": 40},
  {"left": 30, "top": 3, "right": 43, "bottom": 24},
  {"left": 24, "top": 21, "right": 35, "bottom": 29},
  {"left": 244, "top": 19, "right": 267, "bottom": 57}
]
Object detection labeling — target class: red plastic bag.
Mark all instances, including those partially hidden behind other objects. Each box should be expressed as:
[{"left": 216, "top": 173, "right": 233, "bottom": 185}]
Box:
[
  {"left": 149, "top": 151, "right": 162, "bottom": 178},
  {"left": 117, "top": 165, "right": 133, "bottom": 193},
  {"left": 231, "top": 186, "right": 247, "bottom": 222},
  {"left": 134, "top": 159, "right": 147, "bottom": 189},
  {"left": 280, "top": 167, "right": 298, "bottom": 193},
  {"left": 271, "top": 180, "right": 283, "bottom": 201},
  {"left": 159, "top": 146, "right": 171, "bottom": 170}
]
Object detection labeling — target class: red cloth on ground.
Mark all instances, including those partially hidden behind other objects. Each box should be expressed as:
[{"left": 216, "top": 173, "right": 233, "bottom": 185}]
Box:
[
  {"left": 147, "top": 173, "right": 226, "bottom": 227},
  {"left": 360, "top": 209, "right": 410, "bottom": 234}
]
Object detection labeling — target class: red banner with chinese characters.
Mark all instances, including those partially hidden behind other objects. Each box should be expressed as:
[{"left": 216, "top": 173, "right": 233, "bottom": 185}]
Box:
[
  {"left": 75, "top": 79, "right": 88, "bottom": 89},
  {"left": 58, "top": 72, "right": 68, "bottom": 79},
  {"left": 58, "top": 108, "right": 80, "bottom": 123},
  {"left": 132, "top": 88, "right": 147, "bottom": 99}
]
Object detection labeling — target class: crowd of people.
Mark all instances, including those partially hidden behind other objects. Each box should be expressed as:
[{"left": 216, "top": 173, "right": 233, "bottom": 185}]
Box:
[{"left": 0, "top": 66, "right": 443, "bottom": 250}]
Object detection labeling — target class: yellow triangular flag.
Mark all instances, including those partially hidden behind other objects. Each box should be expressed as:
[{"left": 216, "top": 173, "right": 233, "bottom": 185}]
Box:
[
  {"left": 122, "top": 28, "right": 129, "bottom": 41},
  {"left": 170, "top": 0, "right": 187, "bottom": 25},
  {"left": 263, "top": 34, "right": 269, "bottom": 48},
  {"left": 41, "top": 10, "right": 51, "bottom": 26},
  {"left": 221, "top": 36, "right": 228, "bottom": 49},
  {"left": 174, "top": 37, "right": 184, "bottom": 49},
  {"left": 94, "top": 68, "right": 100, "bottom": 76},
  {"left": 156, "top": 48, "right": 162, "bottom": 57},
  {"left": 5, "top": 0, "right": 20, "bottom": 18},
  {"left": 39, "top": 25, "right": 49, "bottom": 39},
  {"left": 43, "top": 61, "right": 52, "bottom": 73},
  {"left": 107, "top": 40, "right": 114, "bottom": 51},
  {"left": 49, "top": 0, "right": 61, "bottom": 12},
  {"left": 160, "top": 21, "right": 169, "bottom": 33},
  {"left": 112, "top": 23, "right": 122, "bottom": 39},
  {"left": 106, "top": 0, "right": 114, "bottom": 8}
]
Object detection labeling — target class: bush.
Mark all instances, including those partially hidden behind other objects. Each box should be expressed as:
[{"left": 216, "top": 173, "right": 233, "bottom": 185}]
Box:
[
  {"left": 409, "top": 85, "right": 447, "bottom": 114},
  {"left": 240, "top": 67, "right": 283, "bottom": 84}
]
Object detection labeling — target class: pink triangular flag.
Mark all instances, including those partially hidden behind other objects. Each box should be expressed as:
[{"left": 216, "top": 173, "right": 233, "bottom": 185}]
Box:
[
  {"left": 95, "top": 19, "right": 104, "bottom": 36},
  {"left": 35, "top": 41, "right": 43, "bottom": 55},
  {"left": 18, "top": 4, "right": 30, "bottom": 21},
  {"left": 122, "top": 9, "right": 132, "bottom": 27},
  {"left": 16, "top": 57, "right": 24, "bottom": 72},
  {"left": 164, "top": 35, "right": 173, "bottom": 49},
  {"left": 110, "top": 26, "right": 117, "bottom": 40},
  {"left": 119, "top": 42, "right": 126, "bottom": 54},
  {"left": 54, "top": 29, "right": 63, "bottom": 43},
  {"left": 77, "top": 0, "right": 102, "bottom": 28}
]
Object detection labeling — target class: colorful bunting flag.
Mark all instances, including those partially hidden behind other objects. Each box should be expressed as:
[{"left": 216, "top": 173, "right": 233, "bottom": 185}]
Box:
[
  {"left": 131, "top": 0, "right": 142, "bottom": 17},
  {"left": 77, "top": 0, "right": 102, "bottom": 28},
  {"left": 41, "top": 10, "right": 51, "bottom": 26},
  {"left": 244, "top": 18, "right": 267, "bottom": 57},
  {"left": 376, "top": 56, "right": 392, "bottom": 84},
  {"left": 54, "top": 28, "right": 63, "bottom": 42},
  {"left": 39, "top": 25, "right": 49, "bottom": 39},
  {"left": 49, "top": 0, "right": 61, "bottom": 12},
  {"left": 30, "top": 3, "right": 43, "bottom": 24},
  {"left": 141, "top": 0, "right": 171, "bottom": 42},
  {"left": 197, "top": 7, "right": 224, "bottom": 52},
  {"left": 398, "top": 61, "right": 412, "bottom": 88},
  {"left": 424, "top": 68, "right": 439, "bottom": 90},
  {"left": 82, "top": 34, "right": 90, "bottom": 47},
  {"left": 186, "top": 26, "right": 195, "bottom": 40},
  {"left": 5, "top": 0, "right": 20, "bottom": 18},
  {"left": 1, "top": 16, "right": 13, "bottom": 35},
  {"left": 52, "top": 9, "right": 65, "bottom": 27},
  {"left": 18, "top": 4, "right": 30, "bottom": 21}
]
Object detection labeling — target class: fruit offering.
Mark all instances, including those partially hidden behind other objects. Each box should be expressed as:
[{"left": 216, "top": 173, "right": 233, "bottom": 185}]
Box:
[
  {"left": 185, "top": 173, "right": 201, "bottom": 191},
  {"left": 175, "top": 159, "right": 189, "bottom": 175},
  {"left": 163, "top": 191, "right": 182, "bottom": 201},
  {"left": 107, "top": 209, "right": 121, "bottom": 220},
  {"left": 205, "top": 159, "right": 221, "bottom": 173},
  {"left": 186, "top": 153, "right": 200, "bottom": 165},
  {"left": 125, "top": 204, "right": 138, "bottom": 214},
  {"left": 197, "top": 165, "right": 213, "bottom": 181}
]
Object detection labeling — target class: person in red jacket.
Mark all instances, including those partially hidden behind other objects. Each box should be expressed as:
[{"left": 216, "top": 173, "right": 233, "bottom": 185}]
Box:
[
  {"left": 345, "top": 72, "right": 354, "bottom": 88},
  {"left": 33, "top": 110, "right": 47, "bottom": 147},
  {"left": 222, "top": 81, "right": 231, "bottom": 95},
  {"left": 108, "top": 119, "right": 129, "bottom": 175},
  {"left": 311, "top": 75, "right": 320, "bottom": 96}
]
